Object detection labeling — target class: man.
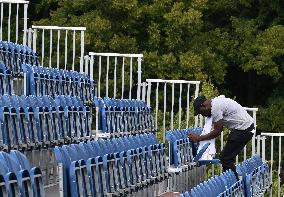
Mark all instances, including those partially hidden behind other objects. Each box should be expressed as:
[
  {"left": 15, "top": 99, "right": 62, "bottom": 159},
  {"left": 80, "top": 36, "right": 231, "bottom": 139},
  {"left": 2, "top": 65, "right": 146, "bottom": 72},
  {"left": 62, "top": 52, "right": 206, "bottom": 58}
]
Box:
[{"left": 189, "top": 95, "right": 254, "bottom": 179}]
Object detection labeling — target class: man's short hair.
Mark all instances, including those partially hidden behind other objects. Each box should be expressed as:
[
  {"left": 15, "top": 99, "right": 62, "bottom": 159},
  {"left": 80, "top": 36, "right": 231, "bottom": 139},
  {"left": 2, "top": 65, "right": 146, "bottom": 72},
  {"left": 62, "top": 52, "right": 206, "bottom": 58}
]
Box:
[{"left": 193, "top": 96, "right": 207, "bottom": 116}]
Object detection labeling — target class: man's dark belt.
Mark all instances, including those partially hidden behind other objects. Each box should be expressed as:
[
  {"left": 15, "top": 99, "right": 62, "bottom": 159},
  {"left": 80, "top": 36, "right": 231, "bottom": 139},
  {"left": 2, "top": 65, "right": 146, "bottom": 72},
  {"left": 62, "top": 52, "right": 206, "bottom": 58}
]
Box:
[{"left": 234, "top": 123, "right": 255, "bottom": 133}]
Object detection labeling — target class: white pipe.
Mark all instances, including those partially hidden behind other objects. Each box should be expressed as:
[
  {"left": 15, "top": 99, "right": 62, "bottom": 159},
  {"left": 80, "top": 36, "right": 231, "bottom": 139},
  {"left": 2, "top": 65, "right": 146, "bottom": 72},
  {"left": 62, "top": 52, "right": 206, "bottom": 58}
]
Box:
[
  {"left": 23, "top": 3, "right": 28, "bottom": 45},
  {"left": 7, "top": 3, "right": 11, "bottom": 42},
  {"left": 146, "top": 79, "right": 200, "bottom": 84},
  {"left": 186, "top": 84, "right": 190, "bottom": 128},
  {"left": 137, "top": 57, "right": 142, "bottom": 100},
  {"left": 84, "top": 55, "right": 89, "bottom": 75},
  {"left": 15, "top": 3, "right": 18, "bottom": 42},
  {"left": 142, "top": 82, "right": 146, "bottom": 102},
  {"left": 89, "top": 55, "right": 94, "bottom": 81},
  {"left": 194, "top": 83, "right": 200, "bottom": 127},
  {"left": 98, "top": 56, "right": 101, "bottom": 97},
  {"left": 57, "top": 30, "right": 60, "bottom": 69},
  {"left": 41, "top": 29, "right": 45, "bottom": 65},
  {"left": 178, "top": 83, "right": 182, "bottom": 129},
  {"left": 89, "top": 52, "right": 143, "bottom": 58},
  {"left": 27, "top": 28, "right": 32, "bottom": 47},
  {"left": 72, "top": 30, "right": 76, "bottom": 71},
  {"left": 155, "top": 83, "right": 159, "bottom": 131},
  {"left": 113, "top": 57, "right": 117, "bottom": 98},
  {"left": 129, "top": 57, "right": 133, "bottom": 99},
  {"left": 32, "top": 28, "right": 37, "bottom": 52},
  {"left": 171, "top": 83, "right": 174, "bottom": 130},
  {"left": 163, "top": 83, "right": 167, "bottom": 143},
  {"left": 146, "top": 82, "right": 151, "bottom": 107},
  {"left": 32, "top": 25, "right": 86, "bottom": 31},
  {"left": 261, "top": 133, "right": 284, "bottom": 137},
  {"left": 261, "top": 136, "right": 266, "bottom": 162},
  {"left": 0, "top": 1, "right": 29, "bottom": 4},
  {"left": 121, "top": 57, "right": 125, "bottom": 99},
  {"left": 106, "top": 56, "right": 109, "bottom": 97},
  {"left": 80, "top": 30, "right": 84, "bottom": 73},
  {"left": 49, "top": 29, "right": 53, "bottom": 68},
  {"left": 64, "top": 30, "right": 68, "bottom": 70}
]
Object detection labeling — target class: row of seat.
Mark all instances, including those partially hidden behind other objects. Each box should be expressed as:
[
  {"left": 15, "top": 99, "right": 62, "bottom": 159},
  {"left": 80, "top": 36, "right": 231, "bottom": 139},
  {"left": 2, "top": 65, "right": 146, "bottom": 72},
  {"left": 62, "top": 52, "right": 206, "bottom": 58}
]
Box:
[
  {"left": 0, "top": 41, "right": 39, "bottom": 74},
  {"left": 236, "top": 155, "right": 271, "bottom": 196},
  {"left": 23, "top": 64, "right": 95, "bottom": 101},
  {"left": 54, "top": 133, "right": 168, "bottom": 197},
  {"left": 166, "top": 128, "right": 202, "bottom": 167},
  {"left": 0, "top": 150, "right": 44, "bottom": 197},
  {"left": 0, "top": 95, "right": 92, "bottom": 149},
  {"left": 94, "top": 97, "right": 155, "bottom": 137},
  {"left": 179, "top": 170, "right": 241, "bottom": 197},
  {"left": 0, "top": 62, "right": 12, "bottom": 95},
  {"left": 179, "top": 155, "right": 271, "bottom": 197}
]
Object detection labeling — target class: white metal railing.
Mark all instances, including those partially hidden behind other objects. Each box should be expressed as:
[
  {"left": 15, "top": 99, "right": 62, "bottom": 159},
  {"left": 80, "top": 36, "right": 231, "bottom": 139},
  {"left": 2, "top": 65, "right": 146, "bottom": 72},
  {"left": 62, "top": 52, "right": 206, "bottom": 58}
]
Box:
[
  {"left": 31, "top": 25, "right": 86, "bottom": 72},
  {"left": 145, "top": 79, "right": 200, "bottom": 142},
  {"left": 88, "top": 52, "right": 143, "bottom": 99},
  {"left": 0, "top": 0, "right": 28, "bottom": 44},
  {"left": 260, "top": 132, "right": 283, "bottom": 197}
]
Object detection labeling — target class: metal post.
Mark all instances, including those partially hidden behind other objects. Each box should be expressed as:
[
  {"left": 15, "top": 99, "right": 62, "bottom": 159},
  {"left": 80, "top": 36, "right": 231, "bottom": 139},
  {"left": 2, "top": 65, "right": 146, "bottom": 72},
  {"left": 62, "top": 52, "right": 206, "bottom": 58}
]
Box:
[
  {"left": 113, "top": 57, "right": 117, "bottom": 98},
  {"left": 147, "top": 82, "right": 152, "bottom": 107},
  {"left": 49, "top": 29, "right": 53, "bottom": 67},
  {"left": 121, "top": 57, "right": 125, "bottom": 99},
  {"left": 171, "top": 83, "right": 174, "bottom": 130},
  {"left": 57, "top": 30, "right": 60, "bottom": 69},
  {"left": 7, "top": 3, "right": 11, "bottom": 42},
  {"left": 194, "top": 83, "right": 200, "bottom": 127},
  {"left": 23, "top": 3, "right": 28, "bottom": 45},
  {"left": 178, "top": 83, "right": 182, "bottom": 129},
  {"left": 129, "top": 57, "right": 133, "bottom": 99},
  {"left": 163, "top": 83, "right": 167, "bottom": 143},
  {"left": 80, "top": 30, "right": 84, "bottom": 73},
  {"left": 186, "top": 84, "right": 190, "bottom": 128},
  {"left": 137, "top": 57, "right": 142, "bottom": 100},
  {"left": 106, "top": 56, "right": 109, "bottom": 98},
  {"left": 155, "top": 83, "right": 159, "bottom": 132},
  {"left": 64, "top": 30, "right": 68, "bottom": 69}
]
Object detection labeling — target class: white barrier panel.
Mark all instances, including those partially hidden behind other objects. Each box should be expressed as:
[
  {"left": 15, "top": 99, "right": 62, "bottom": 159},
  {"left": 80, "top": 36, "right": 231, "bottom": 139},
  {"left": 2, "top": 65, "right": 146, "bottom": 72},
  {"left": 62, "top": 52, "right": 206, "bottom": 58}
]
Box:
[
  {"left": 0, "top": 0, "right": 28, "bottom": 44},
  {"left": 88, "top": 52, "right": 143, "bottom": 99},
  {"left": 31, "top": 25, "right": 86, "bottom": 72},
  {"left": 145, "top": 79, "right": 200, "bottom": 142}
]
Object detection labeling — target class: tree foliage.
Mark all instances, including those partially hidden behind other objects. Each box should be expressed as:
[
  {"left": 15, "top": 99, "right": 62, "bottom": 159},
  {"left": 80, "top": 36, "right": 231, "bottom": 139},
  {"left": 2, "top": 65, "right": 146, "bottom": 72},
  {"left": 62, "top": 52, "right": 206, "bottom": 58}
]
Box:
[{"left": 30, "top": 0, "right": 284, "bottom": 133}]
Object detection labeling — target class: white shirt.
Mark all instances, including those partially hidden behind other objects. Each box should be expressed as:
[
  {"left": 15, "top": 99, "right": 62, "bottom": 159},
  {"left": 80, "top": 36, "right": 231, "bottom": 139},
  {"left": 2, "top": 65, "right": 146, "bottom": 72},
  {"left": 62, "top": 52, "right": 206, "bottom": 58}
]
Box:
[{"left": 211, "top": 96, "right": 254, "bottom": 130}]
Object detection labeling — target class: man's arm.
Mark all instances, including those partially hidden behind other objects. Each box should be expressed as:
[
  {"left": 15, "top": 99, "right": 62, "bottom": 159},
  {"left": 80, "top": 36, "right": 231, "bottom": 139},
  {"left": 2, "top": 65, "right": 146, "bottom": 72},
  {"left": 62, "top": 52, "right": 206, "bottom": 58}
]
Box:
[{"left": 189, "top": 121, "right": 223, "bottom": 142}]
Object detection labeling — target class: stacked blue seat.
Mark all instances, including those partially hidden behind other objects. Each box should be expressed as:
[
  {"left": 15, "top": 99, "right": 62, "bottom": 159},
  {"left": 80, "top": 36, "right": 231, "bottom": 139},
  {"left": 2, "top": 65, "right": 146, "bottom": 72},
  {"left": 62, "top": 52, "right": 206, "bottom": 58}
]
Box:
[
  {"left": 236, "top": 155, "right": 271, "bottom": 196},
  {"left": 179, "top": 155, "right": 271, "bottom": 197},
  {"left": 179, "top": 170, "right": 243, "bottom": 197},
  {"left": 0, "top": 95, "right": 92, "bottom": 150},
  {"left": 0, "top": 62, "right": 12, "bottom": 95},
  {"left": 22, "top": 64, "right": 95, "bottom": 101},
  {"left": 94, "top": 97, "right": 155, "bottom": 137},
  {"left": 0, "top": 150, "right": 44, "bottom": 196},
  {"left": 54, "top": 133, "right": 168, "bottom": 197},
  {"left": 166, "top": 128, "right": 202, "bottom": 167},
  {"left": 0, "top": 41, "right": 39, "bottom": 74}
]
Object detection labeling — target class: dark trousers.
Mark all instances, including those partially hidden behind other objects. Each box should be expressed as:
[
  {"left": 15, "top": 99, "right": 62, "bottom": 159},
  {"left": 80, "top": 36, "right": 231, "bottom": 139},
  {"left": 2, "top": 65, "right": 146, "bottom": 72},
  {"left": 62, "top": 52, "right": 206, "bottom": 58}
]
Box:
[{"left": 220, "top": 124, "right": 254, "bottom": 179}]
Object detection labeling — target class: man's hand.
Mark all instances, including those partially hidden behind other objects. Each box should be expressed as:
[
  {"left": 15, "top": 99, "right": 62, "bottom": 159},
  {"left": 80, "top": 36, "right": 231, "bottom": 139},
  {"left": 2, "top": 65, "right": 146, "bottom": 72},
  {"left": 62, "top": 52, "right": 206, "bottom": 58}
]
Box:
[{"left": 189, "top": 133, "right": 200, "bottom": 143}]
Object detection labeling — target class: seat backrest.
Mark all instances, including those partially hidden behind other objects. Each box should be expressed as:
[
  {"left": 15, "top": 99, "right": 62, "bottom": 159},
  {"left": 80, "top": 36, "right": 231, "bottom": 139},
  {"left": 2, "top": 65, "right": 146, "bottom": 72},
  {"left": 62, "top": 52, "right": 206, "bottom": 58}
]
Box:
[
  {"left": 0, "top": 151, "right": 20, "bottom": 173},
  {"left": 10, "top": 150, "right": 32, "bottom": 171},
  {"left": 192, "top": 143, "right": 210, "bottom": 162}
]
